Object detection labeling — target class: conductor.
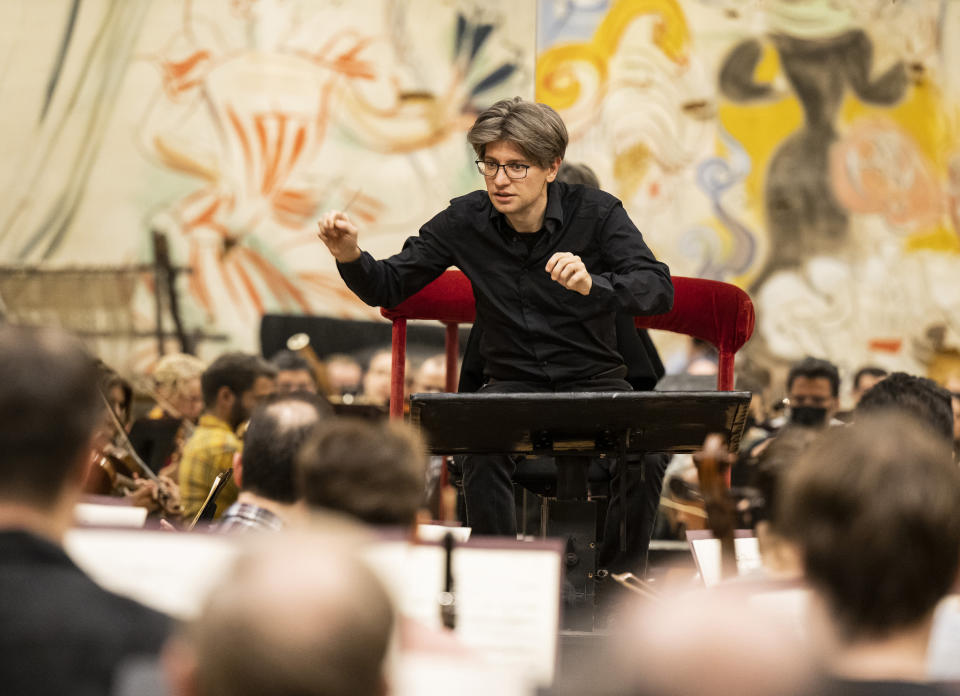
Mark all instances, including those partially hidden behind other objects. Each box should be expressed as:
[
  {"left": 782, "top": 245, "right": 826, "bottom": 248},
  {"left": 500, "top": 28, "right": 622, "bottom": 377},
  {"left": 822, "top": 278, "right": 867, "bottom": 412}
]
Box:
[{"left": 318, "top": 97, "right": 673, "bottom": 573}]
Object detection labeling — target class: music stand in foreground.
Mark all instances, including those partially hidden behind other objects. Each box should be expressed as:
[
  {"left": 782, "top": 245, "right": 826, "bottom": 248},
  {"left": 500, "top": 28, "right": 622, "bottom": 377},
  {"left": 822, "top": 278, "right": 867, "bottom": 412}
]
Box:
[{"left": 410, "top": 390, "right": 751, "bottom": 629}]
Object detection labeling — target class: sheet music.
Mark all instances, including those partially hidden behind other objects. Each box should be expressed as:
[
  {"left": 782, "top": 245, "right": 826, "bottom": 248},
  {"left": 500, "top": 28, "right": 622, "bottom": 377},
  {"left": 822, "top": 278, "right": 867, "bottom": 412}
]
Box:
[
  {"left": 394, "top": 654, "right": 531, "bottom": 696},
  {"left": 65, "top": 528, "right": 561, "bottom": 686},
  {"left": 689, "top": 535, "right": 763, "bottom": 587},
  {"left": 415, "top": 524, "right": 471, "bottom": 543},
  {"left": 64, "top": 528, "right": 239, "bottom": 618},
  {"left": 367, "top": 540, "right": 561, "bottom": 687},
  {"left": 927, "top": 595, "right": 960, "bottom": 679},
  {"left": 74, "top": 503, "right": 148, "bottom": 528}
]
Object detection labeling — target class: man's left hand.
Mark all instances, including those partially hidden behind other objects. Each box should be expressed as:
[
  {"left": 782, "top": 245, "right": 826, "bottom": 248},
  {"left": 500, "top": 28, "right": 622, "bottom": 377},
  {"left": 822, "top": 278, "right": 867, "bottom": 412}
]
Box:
[{"left": 546, "top": 252, "right": 592, "bottom": 296}]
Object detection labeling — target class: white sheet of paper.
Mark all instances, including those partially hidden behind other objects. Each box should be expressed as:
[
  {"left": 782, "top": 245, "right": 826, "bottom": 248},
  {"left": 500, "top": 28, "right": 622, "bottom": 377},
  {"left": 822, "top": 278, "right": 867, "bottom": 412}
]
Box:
[
  {"left": 691, "top": 536, "right": 763, "bottom": 587},
  {"left": 394, "top": 654, "right": 531, "bottom": 696},
  {"left": 927, "top": 595, "right": 960, "bottom": 679},
  {"left": 73, "top": 503, "right": 148, "bottom": 528},
  {"left": 65, "top": 528, "right": 561, "bottom": 687},
  {"left": 64, "top": 528, "right": 239, "bottom": 619},
  {"left": 367, "top": 540, "right": 561, "bottom": 687},
  {"left": 416, "top": 524, "right": 471, "bottom": 543}
]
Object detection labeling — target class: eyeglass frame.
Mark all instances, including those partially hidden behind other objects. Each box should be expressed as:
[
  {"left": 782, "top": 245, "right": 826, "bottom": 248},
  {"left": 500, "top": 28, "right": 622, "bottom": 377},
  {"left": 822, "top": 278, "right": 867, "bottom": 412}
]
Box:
[{"left": 475, "top": 159, "right": 531, "bottom": 180}]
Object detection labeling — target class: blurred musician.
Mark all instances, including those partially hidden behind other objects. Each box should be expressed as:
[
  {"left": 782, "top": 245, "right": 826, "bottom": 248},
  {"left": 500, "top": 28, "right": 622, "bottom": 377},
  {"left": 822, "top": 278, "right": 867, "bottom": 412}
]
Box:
[
  {"left": 178, "top": 353, "right": 276, "bottom": 521},
  {"left": 269, "top": 350, "right": 319, "bottom": 394},
  {"left": 0, "top": 325, "right": 169, "bottom": 694}
]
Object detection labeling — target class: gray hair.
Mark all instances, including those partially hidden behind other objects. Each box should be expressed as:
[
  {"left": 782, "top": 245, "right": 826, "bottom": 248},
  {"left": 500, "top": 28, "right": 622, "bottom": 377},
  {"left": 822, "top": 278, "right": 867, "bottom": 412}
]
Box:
[{"left": 467, "top": 97, "right": 568, "bottom": 168}]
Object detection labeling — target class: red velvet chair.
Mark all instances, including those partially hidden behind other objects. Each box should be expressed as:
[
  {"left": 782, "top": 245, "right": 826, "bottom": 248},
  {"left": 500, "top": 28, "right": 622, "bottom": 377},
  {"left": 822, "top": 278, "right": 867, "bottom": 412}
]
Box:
[{"left": 380, "top": 270, "right": 755, "bottom": 418}]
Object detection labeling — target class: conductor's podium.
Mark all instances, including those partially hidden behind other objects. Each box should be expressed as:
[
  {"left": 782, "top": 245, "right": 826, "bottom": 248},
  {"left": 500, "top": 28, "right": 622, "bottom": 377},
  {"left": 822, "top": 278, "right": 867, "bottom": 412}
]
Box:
[{"left": 410, "top": 390, "right": 751, "bottom": 630}]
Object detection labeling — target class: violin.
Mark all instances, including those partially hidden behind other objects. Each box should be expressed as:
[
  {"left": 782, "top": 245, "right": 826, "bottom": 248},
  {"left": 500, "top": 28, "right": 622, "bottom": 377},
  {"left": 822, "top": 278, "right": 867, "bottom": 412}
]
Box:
[
  {"left": 84, "top": 387, "right": 184, "bottom": 519},
  {"left": 693, "top": 434, "right": 738, "bottom": 580}
]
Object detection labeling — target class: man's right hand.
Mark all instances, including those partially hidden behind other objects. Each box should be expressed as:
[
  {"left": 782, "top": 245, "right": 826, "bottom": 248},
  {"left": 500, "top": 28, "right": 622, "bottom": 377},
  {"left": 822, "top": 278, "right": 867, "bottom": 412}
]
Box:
[{"left": 318, "top": 210, "right": 362, "bottom": 263}]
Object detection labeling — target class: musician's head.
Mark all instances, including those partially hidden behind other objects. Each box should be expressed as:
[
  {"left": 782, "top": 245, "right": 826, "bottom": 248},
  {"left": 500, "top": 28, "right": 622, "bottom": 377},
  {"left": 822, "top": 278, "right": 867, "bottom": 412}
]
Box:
[
  {"left": 0, "top": 325, "right": 102, "bottom": 516},
  {"left": 854, "top": 371, "right": 953, "bottom": 443},
  {"left": 166, "top": 531, "right": 393, "bottom": 696},
  {"left": 785, "top": 357, "right": 840, "bottom": 427},
  {"left": 296, "top": 419, "right": 426, "bottom": 527},
  {"left": 412, "top": 354, "right": 447, "bottom": 394},
  {"left": 360, "top": 349, "right": 401, "bottom": 407},
  {"left": 850, "top": 365, "right": 887, "bottom": 405},
  {"left": 201, "top": 353, "right": 277, "bottom": 429},
  {"left": 468, "top": 98, "right": 566, "bottom": 225},
  {"left": 555, "top": 161, "right": 600, "bottom": 189},
  {"left": 747, "top": 425, "right": 821, "bottom": 578},
  {"left": 153, "top": 352, "right": 205, "bottom": 421},
  {"left": 269, "top": 350, "right": 318, "bottom": 395},
  {"left": 777, "top": 412, "right": 960, "bottom": 643},
  {"left": 236, "top": 393, "right": 331, "bottom": 505}
]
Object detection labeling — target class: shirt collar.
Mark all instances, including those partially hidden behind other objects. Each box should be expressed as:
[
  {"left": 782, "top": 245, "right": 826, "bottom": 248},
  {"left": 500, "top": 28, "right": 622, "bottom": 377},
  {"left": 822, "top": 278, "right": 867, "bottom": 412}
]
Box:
[
  {"left": 487, "top": 181, "right": 564, "bottom": 236},
  {"left": 198, "top": 413, "right": 236, "bottom": 433}
]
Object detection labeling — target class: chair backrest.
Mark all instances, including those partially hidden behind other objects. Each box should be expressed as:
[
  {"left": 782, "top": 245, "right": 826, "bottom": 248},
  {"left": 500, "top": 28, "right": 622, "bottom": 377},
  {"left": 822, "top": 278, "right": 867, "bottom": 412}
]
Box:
[
  {"left": 380, "top": 271, "right": 475, "bottom": 418},
  {"left": 380, "top": 270, "right": 754, "bottom": 417},
  {"left": 633, "top": 276, "right": 755, "bottom": 391}
]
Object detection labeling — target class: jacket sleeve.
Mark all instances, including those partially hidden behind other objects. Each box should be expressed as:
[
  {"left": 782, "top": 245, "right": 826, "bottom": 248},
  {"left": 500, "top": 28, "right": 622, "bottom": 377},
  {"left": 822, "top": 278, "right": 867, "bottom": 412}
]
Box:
[{"left": 336, "top": 208, "right": 456, "bottom": 309}]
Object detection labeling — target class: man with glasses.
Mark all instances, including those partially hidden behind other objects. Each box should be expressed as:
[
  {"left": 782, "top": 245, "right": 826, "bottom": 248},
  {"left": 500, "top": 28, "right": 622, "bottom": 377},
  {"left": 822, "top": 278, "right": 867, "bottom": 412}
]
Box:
[{"left": 318, "top": 98, "right": 672, "bottom": 574}]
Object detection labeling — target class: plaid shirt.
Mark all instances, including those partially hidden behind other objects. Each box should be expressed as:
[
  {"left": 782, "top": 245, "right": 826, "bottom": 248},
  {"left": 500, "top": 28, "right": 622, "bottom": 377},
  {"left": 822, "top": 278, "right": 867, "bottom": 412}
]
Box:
[
  {"left": 216, "top": 501, "right": 285, "bottom": 533},
  {"left": 178, "top": 414, "right": 241, "bottom": 520}
]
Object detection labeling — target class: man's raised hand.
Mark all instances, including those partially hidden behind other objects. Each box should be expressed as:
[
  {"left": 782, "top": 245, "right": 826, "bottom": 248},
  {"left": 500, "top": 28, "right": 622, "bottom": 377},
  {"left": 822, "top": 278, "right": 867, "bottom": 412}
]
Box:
[
  {"left": 546, "top": 252, "right": 592, "bottom": 296},
  {"left": 317, "top": 211, "right": 361, "bottom": 263}
]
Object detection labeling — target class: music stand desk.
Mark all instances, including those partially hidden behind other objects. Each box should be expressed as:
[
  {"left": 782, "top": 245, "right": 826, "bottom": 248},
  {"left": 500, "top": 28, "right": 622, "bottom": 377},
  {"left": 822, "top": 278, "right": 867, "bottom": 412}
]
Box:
[
  {"left": 409, "top": 391, "right": 752, "bottom": 457},
  {"left": 409, "top": 391, "right": 750, "bottom": 631}
]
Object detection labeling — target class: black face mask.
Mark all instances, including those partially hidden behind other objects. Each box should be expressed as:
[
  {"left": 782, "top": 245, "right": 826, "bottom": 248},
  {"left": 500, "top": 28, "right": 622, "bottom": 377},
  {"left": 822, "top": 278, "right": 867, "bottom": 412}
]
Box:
[{"left": 790, "top": 405, "right": 828, "bottom": 427}]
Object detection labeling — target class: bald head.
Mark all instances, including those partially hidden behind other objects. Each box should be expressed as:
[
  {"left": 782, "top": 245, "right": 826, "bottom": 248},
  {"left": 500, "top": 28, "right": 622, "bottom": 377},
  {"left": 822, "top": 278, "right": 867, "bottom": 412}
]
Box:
[
  {"left": 603, "top": 591, "right": 814, "bottom": 696},
  {"left": 238, "top": 394, "right": 331, "bottom": 503},
  {"left": 182, "top": 536, "right": 393, "bottom": 696}
]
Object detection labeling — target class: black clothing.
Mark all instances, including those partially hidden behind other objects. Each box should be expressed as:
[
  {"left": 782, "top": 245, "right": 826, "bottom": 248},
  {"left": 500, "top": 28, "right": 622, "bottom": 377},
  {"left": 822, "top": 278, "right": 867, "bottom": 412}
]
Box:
[
  {"left": 819, "top": 679, "right": 960, "bottom": 696},
  {"left": 338, "top": 182, "right": 673, "bottom": 383},
  {"left": 0, "top": 530, "right": 169, "bottom": 696},
  {"left": 457, "top": 315, "right": 665, "bottom": 393}
]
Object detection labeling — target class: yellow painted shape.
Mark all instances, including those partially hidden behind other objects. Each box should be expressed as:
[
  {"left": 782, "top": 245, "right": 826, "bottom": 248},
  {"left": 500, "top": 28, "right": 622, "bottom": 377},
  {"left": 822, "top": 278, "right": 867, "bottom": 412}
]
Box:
[
  {"left": 536, "top": 0, "right": 691, "bottom": 106},
  {"left": 840, "top": 81, "right": 954, "bottom": 174},
  {"left": 904, "top": 225, "right": 960, "bottom": 253},
  {"left": 839, "top": 79, "right": 960, "bottom": 248}
]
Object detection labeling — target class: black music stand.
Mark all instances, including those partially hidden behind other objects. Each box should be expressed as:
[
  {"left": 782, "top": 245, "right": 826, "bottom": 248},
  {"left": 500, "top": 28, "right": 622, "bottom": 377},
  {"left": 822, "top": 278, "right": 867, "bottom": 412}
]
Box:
[{"left": 409, "top": 391, "right": 751, "bottom": 630}]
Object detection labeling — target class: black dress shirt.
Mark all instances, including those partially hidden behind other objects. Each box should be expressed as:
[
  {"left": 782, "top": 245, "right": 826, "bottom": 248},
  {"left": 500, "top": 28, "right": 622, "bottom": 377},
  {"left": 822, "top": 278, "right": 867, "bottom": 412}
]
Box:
[
  {"left": 338, "top": 182, "right": 673, "bottom": 383},
  {"left": 0, "top": 530, "right": 169, "bottom": 696}
]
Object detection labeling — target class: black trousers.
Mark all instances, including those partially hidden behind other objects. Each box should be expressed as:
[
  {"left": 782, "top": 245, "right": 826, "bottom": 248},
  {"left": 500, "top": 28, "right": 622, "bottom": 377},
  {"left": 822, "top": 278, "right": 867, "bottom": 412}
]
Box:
[{"left": 460, "top": 376, "right": 668, "bottom": 575}]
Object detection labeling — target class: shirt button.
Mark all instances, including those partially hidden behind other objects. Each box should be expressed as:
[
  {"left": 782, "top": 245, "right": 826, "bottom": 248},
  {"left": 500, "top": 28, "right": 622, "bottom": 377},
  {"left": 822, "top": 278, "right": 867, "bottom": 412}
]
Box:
[{"left": 540, "top": 361, "right": 548, "bottom": 367}]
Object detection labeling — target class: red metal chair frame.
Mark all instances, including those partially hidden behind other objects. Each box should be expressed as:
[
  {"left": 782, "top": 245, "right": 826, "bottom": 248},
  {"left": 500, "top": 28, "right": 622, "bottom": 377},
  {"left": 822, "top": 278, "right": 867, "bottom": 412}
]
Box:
[{"left": 380, "top": 270, "right": 755, "bottom": 418}]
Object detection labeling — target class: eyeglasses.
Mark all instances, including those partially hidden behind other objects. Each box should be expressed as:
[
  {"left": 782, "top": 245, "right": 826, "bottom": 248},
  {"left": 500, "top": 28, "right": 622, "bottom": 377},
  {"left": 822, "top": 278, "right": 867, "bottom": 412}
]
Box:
[{"left": 475, "top": 160, "right": 530, "bottom": 180}]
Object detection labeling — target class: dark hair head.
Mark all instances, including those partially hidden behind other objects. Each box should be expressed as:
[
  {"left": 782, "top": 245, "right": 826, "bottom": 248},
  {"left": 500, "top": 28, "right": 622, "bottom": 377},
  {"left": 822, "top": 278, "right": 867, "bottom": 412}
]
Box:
[
  {"left": 269, "top": 350, "right": 313, "bottom": 375},
  {"left": 747, "top": 425, "right": 821, "bottom": 526},
  {"left": 201, "top": 352, "right": 276, "bottom": 408},
  {"left": 0, "top": 325, "right": 103, "bottom": 508},
  {"left": 296, "top": 419, "right": 426, "bottom": 527},
  {"left": 98, "top": 363, "right": 133, "bottom": 425},
  {"left": 777, "top": 413, "right": 960, "bottom": 641},
  {"left": 786, "top": 357, "right": 840, "bottom": 397},
  {"left": 467, "top": 97, "right": 568, "bottom": 168},
  {"left": 852, "top": 366, "right": 887, "bottom": 391},
  {"left": 555, "top": 162, "right": 599, "bottom": 188},
  {"left": 855, "top": 372, "right": 953, "bottom": 442},
  {"left": 240, "top": 394, "right": 332, "bottom": 503}
]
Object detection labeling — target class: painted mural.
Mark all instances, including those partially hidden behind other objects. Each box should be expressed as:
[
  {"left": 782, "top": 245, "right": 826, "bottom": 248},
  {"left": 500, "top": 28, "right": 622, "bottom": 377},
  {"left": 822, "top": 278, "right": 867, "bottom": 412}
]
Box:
[
  {"left": 0, "top": 0, "right": 533, "bottom": 366},
  {"left": 1, "top": 0, "right": 959, "bottom": 383},
  {"left": 536, "top": 0, "right": 960, "bottom": 381}
]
